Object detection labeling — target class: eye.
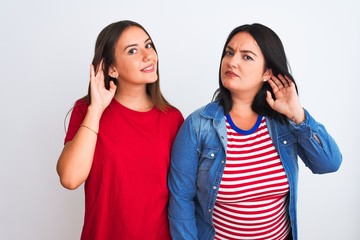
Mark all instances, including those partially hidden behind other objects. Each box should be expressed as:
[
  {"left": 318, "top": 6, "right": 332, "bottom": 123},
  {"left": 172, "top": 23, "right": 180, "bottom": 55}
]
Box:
[
  {"left": 244, "top": 55, "right": 253, "bottom": 61},
  {"left": 128, "top": 48, "right": 137, "bottom": 55},
  {"left": 145, "top": 42, "right": 153, "bottom": 49},
  {"left": 225, "top": 50, "right": 234, "bottom": 56}
]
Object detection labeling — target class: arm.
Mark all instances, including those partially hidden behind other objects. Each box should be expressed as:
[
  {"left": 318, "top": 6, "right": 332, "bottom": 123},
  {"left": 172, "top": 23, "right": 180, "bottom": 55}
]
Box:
[
  {"left": 168, "top": 116, "right": 199, "bottom": 239},
  {"left": 266, "top": 74, "right": 342, "bottom": 173},
  {"left": 293, "top": 109, "right": 342, "bottom": 173},
  {"left": 56, "top": 106, "right": 102, "bottom": 190},
  {"left": 56, "top": 63, "right": 116, "bottom": 190}
]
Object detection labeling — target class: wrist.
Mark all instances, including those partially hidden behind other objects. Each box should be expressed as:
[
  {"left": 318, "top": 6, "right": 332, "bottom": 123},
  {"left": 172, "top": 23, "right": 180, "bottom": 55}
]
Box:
[
  {"left": 288, "top": 108, "right": 305, "bottom": 125},
  {"left": 87, "top": 104, "right": 104, "bottom": 119},
  {"left": 81, "top": 105, "right": 103, "bottom": 133}
]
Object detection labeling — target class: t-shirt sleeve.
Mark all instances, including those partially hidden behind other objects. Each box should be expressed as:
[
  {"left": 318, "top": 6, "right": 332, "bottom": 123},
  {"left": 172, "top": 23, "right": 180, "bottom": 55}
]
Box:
[
  {"left": 64, "top": 98, "right": 89, "bottom": 144},
  {"left": 169, "top": 108, "right": 184, "bottom": 141}
]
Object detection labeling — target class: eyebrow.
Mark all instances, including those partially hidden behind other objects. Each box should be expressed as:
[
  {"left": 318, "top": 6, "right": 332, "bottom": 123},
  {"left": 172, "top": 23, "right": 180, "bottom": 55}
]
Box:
[
  {"left": 123, "top": 38, "right": 151, "bottom": 51},
  {"left": 226, "top": 46, "right": 257, "bottom": 57}
]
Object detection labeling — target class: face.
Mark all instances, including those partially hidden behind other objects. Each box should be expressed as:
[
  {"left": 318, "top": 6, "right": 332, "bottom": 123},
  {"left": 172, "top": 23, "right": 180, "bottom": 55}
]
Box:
[
  {"left": 221, "top": 31, "right": 271, "bottom": 97},
  {"left": 109, "top": 26, "right": 158, "bottom": 86}
]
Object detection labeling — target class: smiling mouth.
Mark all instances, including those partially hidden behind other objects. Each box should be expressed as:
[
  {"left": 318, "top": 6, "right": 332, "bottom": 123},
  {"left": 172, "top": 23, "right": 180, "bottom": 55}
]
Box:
[{"left": 141, "top": 64, "right": 155, "bottom": 72}]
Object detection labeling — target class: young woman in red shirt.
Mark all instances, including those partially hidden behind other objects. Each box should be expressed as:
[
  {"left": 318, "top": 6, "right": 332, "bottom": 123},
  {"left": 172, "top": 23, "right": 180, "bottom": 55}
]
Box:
[{"left": 56, "top": 20, "right": 183, "bottom": 239}]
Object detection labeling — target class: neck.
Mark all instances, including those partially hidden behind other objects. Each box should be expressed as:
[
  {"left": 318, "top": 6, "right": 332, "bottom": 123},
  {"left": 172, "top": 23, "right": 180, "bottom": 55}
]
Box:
[
  {"left": 229, "top": 94, "right": 258, "bottom": 130},
  {"left": 114, "top": 85, "right": 153, "bottom": 112},
  {"left": 230, "top": 94, "right": 255, "bottom": 117}
]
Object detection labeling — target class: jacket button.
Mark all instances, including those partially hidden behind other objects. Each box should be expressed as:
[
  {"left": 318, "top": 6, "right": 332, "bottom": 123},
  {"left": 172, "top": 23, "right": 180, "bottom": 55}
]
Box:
[
  {"left": 213, "top": 186, "right": 217, "bottom": 190},
  {"left": 208, "top": 209, "right": 212, "bottom": 212},
  {"left": 283, "top": 140, "right": 287, "bottom": 144},
  {"left": 210, "top": 153, "right": 215, "bottom": 157}
]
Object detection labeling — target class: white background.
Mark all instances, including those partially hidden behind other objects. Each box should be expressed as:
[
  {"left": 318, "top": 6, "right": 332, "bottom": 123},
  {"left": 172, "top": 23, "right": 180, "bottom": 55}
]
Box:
[{"left": 1, "top": 0, "right": 359, "bottom": 239}]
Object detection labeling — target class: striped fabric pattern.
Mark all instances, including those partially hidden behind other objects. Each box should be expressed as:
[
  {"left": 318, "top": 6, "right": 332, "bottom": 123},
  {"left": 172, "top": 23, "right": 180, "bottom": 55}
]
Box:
[{"left": 213, "top": 116, "right": 291, "bottom": 240}]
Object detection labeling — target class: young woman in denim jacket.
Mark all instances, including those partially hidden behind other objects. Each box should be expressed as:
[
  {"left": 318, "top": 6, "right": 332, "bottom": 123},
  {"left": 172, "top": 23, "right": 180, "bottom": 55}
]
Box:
[{"left": 168, "top": 23, "right": 342, "bottom": 240}]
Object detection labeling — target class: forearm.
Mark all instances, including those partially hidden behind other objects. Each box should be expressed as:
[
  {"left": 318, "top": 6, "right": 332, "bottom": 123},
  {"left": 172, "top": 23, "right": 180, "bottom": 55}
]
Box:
[
  {"left": 168, "top": 116, "right": 199, "bottom": 238},
  {"left": 168, "top": 164, "right": 198, "bottom": 239},
  {"left": 296, "top": 109, "right": 342, "bottom": 173},
  {"left": 287, "top": 107, "right": 305, "bottom": 125},
  {"left": 56, "top": 106, "right": 103, "bottom": 189}
]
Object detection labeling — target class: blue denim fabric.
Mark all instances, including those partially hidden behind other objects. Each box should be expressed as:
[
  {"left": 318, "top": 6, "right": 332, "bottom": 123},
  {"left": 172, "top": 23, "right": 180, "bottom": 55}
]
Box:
[{"left": 168, "top": 101, "right": 342, "bottom": 240}]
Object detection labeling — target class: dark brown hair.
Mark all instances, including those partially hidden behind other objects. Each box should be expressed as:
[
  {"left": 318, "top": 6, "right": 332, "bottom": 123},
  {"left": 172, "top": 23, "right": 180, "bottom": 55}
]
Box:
[
  {"left": 86, "top": 20, "right": 172, "bottom": 111},
  {"left": 214, "top": 23, "right": 298, "bottom": 124}
]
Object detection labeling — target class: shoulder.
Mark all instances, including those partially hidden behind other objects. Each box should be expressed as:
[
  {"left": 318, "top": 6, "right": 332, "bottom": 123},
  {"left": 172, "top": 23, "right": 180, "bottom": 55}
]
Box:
[
  {"left": 73, "top": 97, "right": 89, "bottom": 112},
  {"left": 74, "top": 97, "right": 88, "bottom": 105},
  {"left": 162, "top": 106, "right": 183, "bottom": 120},
  {"left": 66, "top": 97, "right": 89, "bottom": 123},
  {"left": 160, "top": 107, "right": 184, "bottom": 135},
  {"left": 160, "top": 107, "right": 184, "bottom": 129},
  {"left": 64, "top": 97, "right": 89, "bottom": 143},
  {"left": 188, "top": 101, "right": 223, "bottom": 120},
  {"left": 165, "top": 106, "right": 182, "bottom": 115}
]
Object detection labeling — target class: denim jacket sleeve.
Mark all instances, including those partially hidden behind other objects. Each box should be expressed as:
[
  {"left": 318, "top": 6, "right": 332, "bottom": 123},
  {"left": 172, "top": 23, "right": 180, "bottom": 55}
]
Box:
[
  {"left": 291, "top": 109, "right": 342, "bottom": 173},
  {"left": 168, "top": 114, "right": 199, "bottom": 239}
]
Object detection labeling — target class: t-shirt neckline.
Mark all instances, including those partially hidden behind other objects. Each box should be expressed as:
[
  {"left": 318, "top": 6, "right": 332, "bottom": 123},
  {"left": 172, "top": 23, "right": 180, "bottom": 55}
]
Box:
[{"left": 225, "top": 113, "right": 263, "bottom": 135}]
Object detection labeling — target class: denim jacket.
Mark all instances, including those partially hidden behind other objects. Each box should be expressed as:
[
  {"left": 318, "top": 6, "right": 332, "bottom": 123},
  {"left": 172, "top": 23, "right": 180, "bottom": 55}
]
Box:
[{"left": 168, "top": 101, "right": 342, "bottom": 240}]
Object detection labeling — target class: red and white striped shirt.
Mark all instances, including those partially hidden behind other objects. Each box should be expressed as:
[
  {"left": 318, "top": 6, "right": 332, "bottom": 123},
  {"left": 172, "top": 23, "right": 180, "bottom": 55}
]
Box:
[{"left": 213, "top": 116, "right": 291, "bottom": 240}]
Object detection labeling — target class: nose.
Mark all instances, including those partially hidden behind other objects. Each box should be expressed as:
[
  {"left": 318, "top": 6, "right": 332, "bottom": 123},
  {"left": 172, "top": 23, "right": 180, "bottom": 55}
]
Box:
[
  {"left": 226, "top": 53, "right": 240, "bottom": 69},
  {"left": 143, "top": 52, "right": 153, "bottom": 62},
  {"left": 228, "top": 56, "right": 238, "bottom": 69}
]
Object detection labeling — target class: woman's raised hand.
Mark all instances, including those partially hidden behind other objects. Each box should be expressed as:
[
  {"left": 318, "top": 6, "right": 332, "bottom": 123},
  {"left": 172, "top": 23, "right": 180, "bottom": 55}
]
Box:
[
  {"left": 265, "top": 74, "right": 305, "bottom": 124},
  {"left": 89, "top": 60, "right": 117, "bottom": 113}
]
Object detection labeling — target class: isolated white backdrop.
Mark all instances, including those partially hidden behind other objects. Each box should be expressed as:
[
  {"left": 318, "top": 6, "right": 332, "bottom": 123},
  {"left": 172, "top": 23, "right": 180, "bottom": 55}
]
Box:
[{"left": 1, "top": 0, "right": 359, "bottom": 239}]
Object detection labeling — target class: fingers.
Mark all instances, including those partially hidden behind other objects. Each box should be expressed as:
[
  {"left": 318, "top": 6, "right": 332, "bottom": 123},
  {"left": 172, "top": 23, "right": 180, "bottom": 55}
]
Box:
[
  {"left": 108, "top": 81, "right": 117, "bottom": 96},
  {"left": 268, "top": 74, "right": 293, "bottom": 92},
  {"left": 94, "top": 59, "right": 104, "bottom": 76},
  {"left": 278, "top": 75, "right": 292, "bottom": 88},
  {"left": 91, "top": 60, "right": 104, "bottom": 79},
  {"left": 90, "top": 64, "right": 97, "bottom": 90},
  {"left": 265, "top": 91, "right": 275, "bottom": 109},
  {"left": 90, "top": 64, "right": 95, "bottom": 81},
  {"left": 90, "top": 60, "right": 115, "bottom": 97},
  {"left": 90, "top": 60, "right": 106, "bottom": 88},
  {"left": 271, "top": 74, "right": 285, "bottom": 89}
]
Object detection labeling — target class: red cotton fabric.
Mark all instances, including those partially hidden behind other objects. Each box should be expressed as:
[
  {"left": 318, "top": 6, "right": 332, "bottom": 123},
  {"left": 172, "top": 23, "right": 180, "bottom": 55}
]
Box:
[{"left": 65, "top": 98, "right": 184, "bottom": 240}]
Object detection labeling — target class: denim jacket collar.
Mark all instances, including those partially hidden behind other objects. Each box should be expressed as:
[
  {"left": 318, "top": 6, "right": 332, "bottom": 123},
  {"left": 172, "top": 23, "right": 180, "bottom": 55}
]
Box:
[
  {"left": 200, "top": 101, "right": 224, "bottom": 122},
  {"left": 200, "top": 101, "right": 228, "bottom": 151}
]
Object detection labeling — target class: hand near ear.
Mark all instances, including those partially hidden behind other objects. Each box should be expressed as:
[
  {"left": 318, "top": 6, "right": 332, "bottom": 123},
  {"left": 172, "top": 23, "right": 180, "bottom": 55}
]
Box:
[
  {"left": 265, "top": 74, "right": 305, "bottom": 124},
  {"left": 89, "top": 60, "right": 117, "bottom": 113}
]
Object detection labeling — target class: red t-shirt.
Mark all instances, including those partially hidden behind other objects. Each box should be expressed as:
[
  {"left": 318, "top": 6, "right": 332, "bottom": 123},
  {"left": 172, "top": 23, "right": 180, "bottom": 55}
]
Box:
[{"left": 65, "top": 98, "right": 184, "bottom": 240}]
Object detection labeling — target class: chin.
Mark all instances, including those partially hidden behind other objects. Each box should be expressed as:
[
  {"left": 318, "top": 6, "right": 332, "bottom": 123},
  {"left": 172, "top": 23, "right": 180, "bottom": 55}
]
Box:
[
  {"left": 146, "top": 76, "right": 158, "bottom": 84},
  {"left": 221, "top": 80, "right": 231, "bottom": 89}
]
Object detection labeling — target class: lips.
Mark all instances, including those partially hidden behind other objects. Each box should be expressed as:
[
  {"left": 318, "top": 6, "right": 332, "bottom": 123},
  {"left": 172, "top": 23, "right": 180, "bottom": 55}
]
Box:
[
  {"left": 141, "top": 64, "right": 155, "bottom": 73},
  {"left": 225, "top": 70, "right": 239, "bottom": 77}
]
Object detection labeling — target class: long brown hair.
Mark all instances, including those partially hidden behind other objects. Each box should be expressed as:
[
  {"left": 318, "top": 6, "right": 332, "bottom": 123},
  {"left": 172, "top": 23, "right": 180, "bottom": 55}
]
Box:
[{"left": 86, "top": 20, "right": 172, "bottom": 111}]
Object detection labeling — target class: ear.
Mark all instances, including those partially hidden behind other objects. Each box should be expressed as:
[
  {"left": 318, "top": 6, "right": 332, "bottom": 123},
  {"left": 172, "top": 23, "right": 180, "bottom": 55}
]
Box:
[
  {"left": 108, "top": 66, "right": 118, "bottom": 79},
  {"left": 262, "top": 68, "right": 273, "bottom": 81}
]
